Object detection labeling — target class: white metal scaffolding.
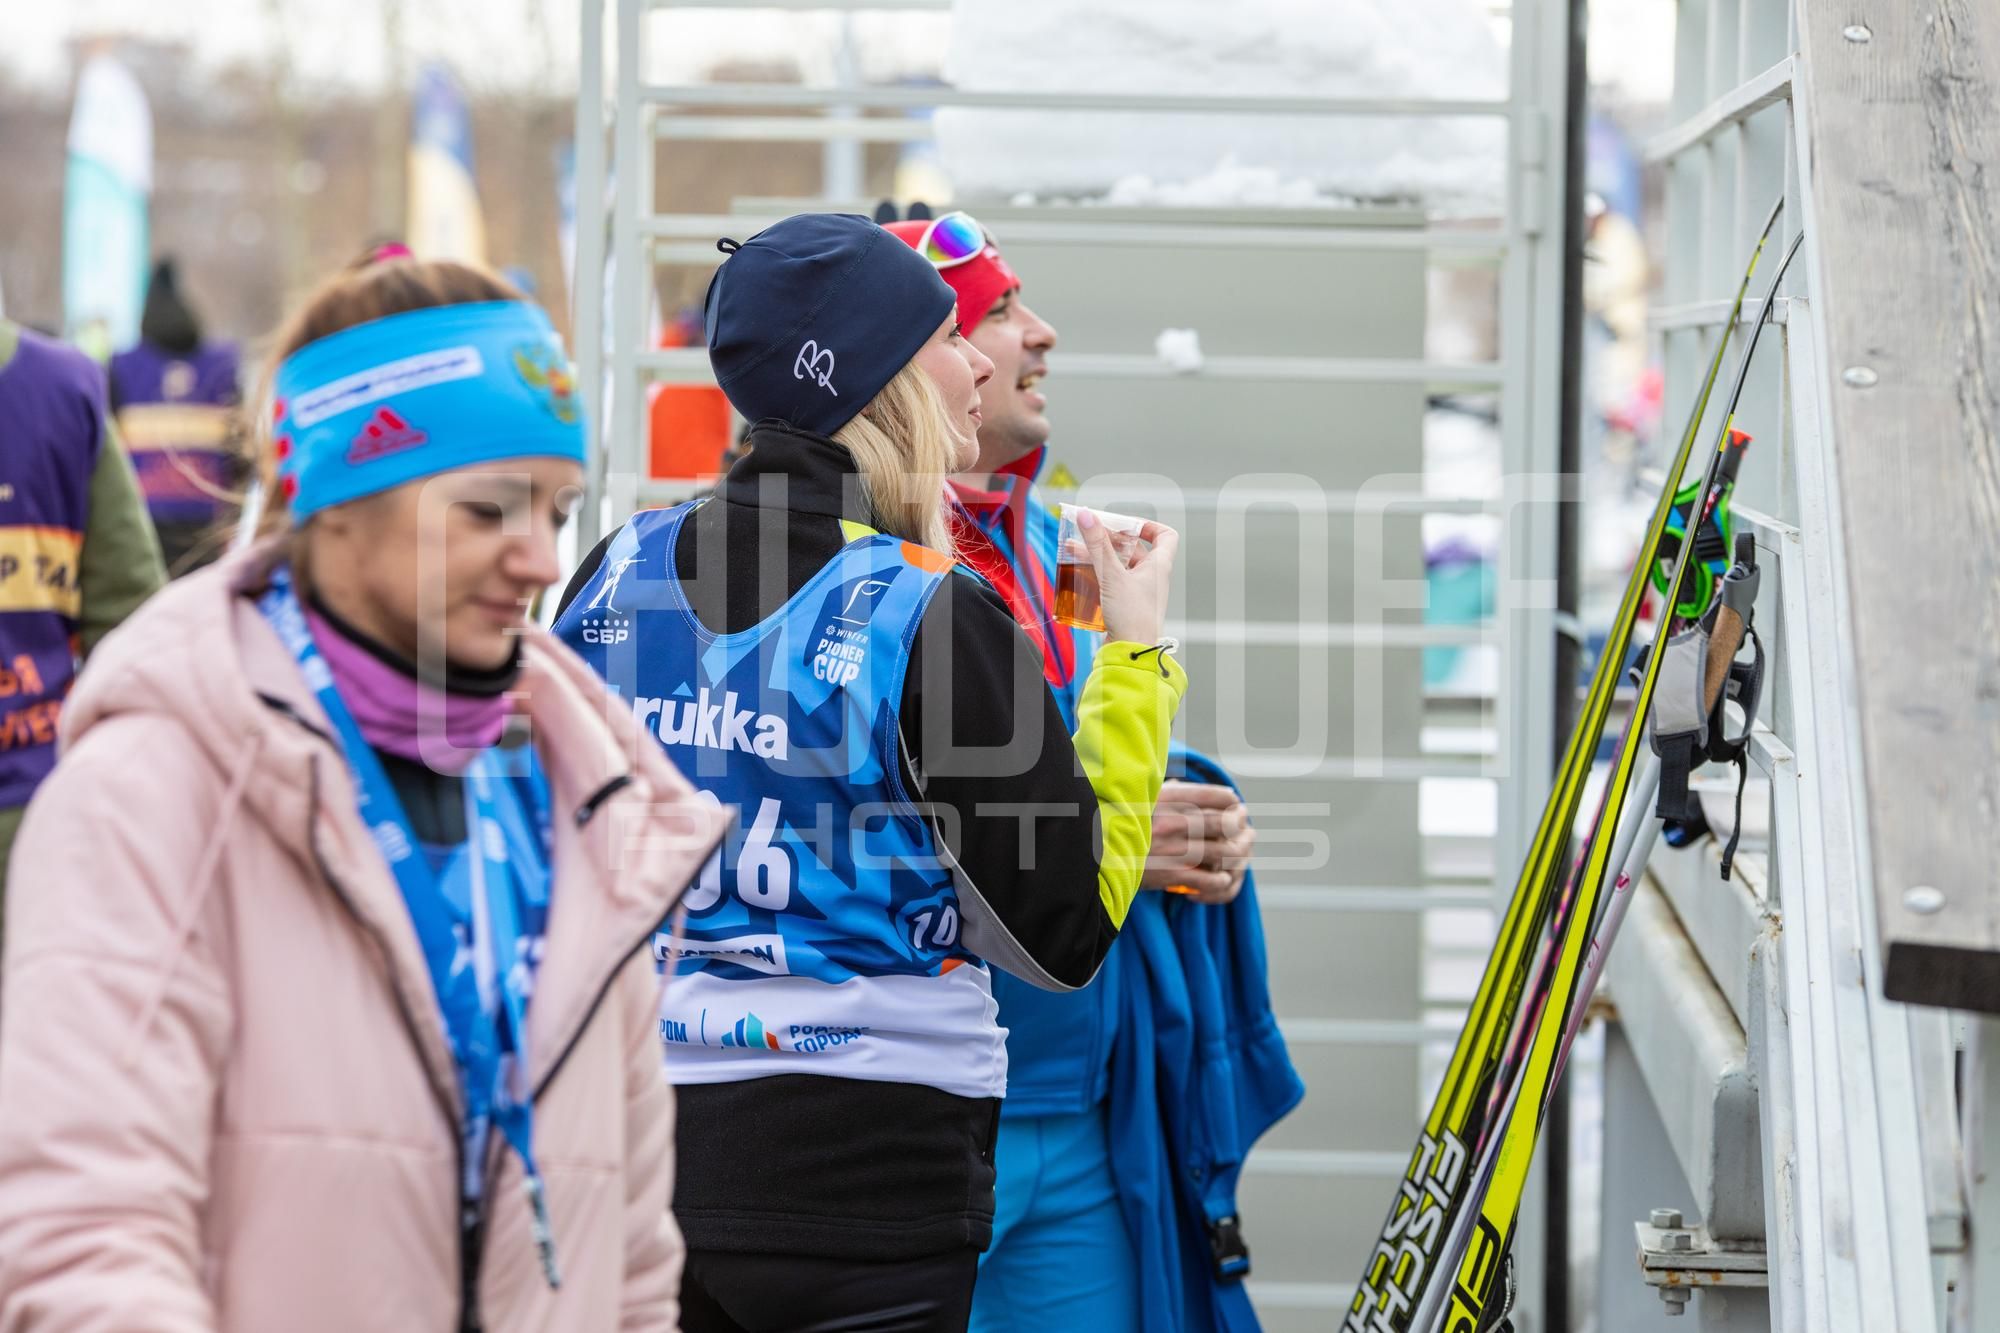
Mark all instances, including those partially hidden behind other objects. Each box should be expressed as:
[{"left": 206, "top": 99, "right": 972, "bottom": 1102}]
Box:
[{"left": 572, "top": 1, "right": 1574, "bottom": 1324}]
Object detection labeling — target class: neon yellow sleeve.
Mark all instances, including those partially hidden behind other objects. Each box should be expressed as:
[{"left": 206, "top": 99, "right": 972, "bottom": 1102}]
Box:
[{"left": 1073, "top": 641, "right": 1187, "bottom": 929}]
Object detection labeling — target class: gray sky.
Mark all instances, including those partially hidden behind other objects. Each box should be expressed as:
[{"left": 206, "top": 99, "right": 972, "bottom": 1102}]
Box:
[
  {"left": 6, "top": 0, "right": 1673, "bottom": 101},
  {"left": 4, "top": 0, "right": 953, "bottom": 95},
  {"left": 8, "top": 0, "right": 549, "bottom": 89}
]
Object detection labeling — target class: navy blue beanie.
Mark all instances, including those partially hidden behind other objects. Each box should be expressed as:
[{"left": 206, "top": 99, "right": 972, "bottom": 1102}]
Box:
[{"left": 703, "top": 213, "right": 957, "bottom": 438}]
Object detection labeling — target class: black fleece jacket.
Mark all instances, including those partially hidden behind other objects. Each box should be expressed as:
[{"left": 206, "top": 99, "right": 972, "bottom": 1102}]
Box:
[{"left": 558, "top": 423, "right": 1125, "bottom": 988}]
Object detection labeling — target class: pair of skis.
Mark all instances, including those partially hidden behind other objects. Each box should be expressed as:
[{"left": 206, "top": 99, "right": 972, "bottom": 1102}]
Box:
[{"left": 1345, "top": 196, "right": 1802, "bottom": 1333}]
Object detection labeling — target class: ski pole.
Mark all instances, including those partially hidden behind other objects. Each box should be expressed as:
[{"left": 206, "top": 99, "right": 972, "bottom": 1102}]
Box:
[
  {"left": 1705, "top": 548, "right": 1752, "bottom": 708},
  {"left": 1478, "top": 660, "right": 1669, "bottom": 1138},
  {"left": 1431, "top": 230, "right": 1801, "bottom": 1331},
  {"left": 1411, "top": 756, "right": 1667, "bottom": 1333},
  {"left": 1406, "top": 759, "right": 1665, "bottom": 1333},
  {"left": 1551, "top": 752, "right": 1663, "bottom": 1088},
  {"left": 1424, "top": 585, "right": 1758, "bottom": 1332},
  {"left": 1548, "top": 612, "right": 1741, "bottom": 1105},
  {"left": 1344, "top": 198, "right": 1790, "bottom": 1333},
  {"left": 1546, "top": 572, "right": 1750, "bottom": 1115}
]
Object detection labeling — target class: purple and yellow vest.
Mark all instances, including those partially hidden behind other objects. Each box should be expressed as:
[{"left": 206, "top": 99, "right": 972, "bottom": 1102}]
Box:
[
  {"left": 108, "top": 339, "right": 240, "bottom": 527},
  {"left": 0, "top": 324, "right": 103, "bottom": 808}
]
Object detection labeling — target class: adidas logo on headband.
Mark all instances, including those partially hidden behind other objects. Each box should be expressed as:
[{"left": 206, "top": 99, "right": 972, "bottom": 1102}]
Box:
[{"left": 348, "top": 407, "right": 429, "bottom": 464}]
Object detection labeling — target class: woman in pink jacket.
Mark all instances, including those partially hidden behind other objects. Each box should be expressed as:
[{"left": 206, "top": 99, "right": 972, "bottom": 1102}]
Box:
[{"left": 0, "top": 256, "right": 728, "bottom": 1333}]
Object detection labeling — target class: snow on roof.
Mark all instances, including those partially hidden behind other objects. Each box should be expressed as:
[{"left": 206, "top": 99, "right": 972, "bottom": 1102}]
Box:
[{"left": 935, "top": 0, "right": 1509, "bottom": 214}]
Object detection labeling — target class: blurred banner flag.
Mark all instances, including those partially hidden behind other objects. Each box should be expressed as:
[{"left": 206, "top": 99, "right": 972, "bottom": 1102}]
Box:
[
  {"left": 555, "top": 136, "right": 692, "bottom": 474},
  {"left": 555, "top": 139, "right": 577, "bottom": 309},
  {"left": 407, "top": 63, "right": 486, "bottom": 263},
  {"left": 63, "top": 54, "right": 153, "bottom": 358}
]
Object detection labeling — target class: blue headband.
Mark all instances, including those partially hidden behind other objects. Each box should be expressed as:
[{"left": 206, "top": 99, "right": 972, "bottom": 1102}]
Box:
[{"left": 272, "top": 301, "right": 587, "bottom": 520}]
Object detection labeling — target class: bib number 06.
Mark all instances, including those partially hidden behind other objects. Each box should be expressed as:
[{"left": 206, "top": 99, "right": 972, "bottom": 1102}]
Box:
[{"left": 685, "top": 793, "right": 792, "bottom": 913}]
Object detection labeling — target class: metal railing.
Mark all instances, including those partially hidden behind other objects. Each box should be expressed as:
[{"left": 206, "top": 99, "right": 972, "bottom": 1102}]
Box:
[{"left": 1624, "top": 2, "right": 1964, "bottom": 1328}]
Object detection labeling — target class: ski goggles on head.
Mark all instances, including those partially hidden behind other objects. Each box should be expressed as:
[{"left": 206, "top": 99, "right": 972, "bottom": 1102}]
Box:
[{"left": 912, "top": 211, "right": 995, "bottom": 270}]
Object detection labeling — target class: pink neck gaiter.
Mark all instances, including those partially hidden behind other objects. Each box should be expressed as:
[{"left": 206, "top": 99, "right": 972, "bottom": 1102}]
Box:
[{"left": 304, "top": 606, "right": 513, "bottom": 775}]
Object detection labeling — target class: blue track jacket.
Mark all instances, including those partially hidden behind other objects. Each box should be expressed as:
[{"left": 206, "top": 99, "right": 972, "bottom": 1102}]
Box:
[{"left": 1109, "top": 749, "right": 1306, "bottom": 1333}]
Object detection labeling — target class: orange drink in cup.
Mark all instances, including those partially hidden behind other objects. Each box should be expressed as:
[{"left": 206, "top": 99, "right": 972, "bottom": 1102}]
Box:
[{"left": 1054, "top": 504, "right": 1149, "bottom": 632}]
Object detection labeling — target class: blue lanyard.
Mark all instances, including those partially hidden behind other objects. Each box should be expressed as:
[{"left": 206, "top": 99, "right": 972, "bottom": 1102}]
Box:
[{"left": 258, "top": 567, "right": 562, "bottom": 1289}]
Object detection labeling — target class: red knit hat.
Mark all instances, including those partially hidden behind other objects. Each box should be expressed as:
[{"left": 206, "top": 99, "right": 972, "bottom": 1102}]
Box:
[{"left": 885, "top": 217, "right": 1021, "bottom": 331}]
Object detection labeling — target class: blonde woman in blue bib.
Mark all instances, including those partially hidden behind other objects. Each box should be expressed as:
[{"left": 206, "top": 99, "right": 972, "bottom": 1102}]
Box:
[{"left": 556, "top": 213, "right": 1186, "bottom": 1331}]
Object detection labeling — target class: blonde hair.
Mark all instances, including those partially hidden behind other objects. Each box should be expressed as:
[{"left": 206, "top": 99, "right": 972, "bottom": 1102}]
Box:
[{"left": 833, "top": 361, "right": 965, "bottom": 558}]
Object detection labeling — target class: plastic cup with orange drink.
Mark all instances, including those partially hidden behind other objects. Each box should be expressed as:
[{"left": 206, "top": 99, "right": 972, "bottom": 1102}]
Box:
[{"left": 1053, "top": 503, "right": 1151, "bottom": 632}]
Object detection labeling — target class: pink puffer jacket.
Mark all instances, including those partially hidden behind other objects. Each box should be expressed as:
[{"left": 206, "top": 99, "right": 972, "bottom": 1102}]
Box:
[{"left": 0, "top": 540, "right": 729, "bottom": 1333}]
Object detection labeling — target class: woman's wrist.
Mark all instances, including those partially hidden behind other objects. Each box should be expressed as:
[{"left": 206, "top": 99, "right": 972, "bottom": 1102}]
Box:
[{"left": 1101, "top": 615, "right": 1163, "bottom": 645}]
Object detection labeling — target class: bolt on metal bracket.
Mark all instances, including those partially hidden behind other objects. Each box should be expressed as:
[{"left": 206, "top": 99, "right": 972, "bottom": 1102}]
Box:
[{"left": 1634, "top": 1218, "right": 1770, "bottom": 1317}]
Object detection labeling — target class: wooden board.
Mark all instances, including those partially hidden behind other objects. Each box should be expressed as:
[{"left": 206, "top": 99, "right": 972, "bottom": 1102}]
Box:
[{"left": 1797, "top": 0, "right": 2000, "bottom": 1011}]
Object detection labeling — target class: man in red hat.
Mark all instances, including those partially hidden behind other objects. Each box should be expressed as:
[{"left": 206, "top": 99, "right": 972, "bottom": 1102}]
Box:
[{"left": 890, "top": 212, "right": 1260, "bottom": 1329}]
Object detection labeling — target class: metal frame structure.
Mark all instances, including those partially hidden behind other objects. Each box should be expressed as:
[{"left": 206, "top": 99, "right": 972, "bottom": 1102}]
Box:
[
  {"left": 1607, "top": 1, "right": 1972, "bottom": 1328},
  {"left": 1600, "top": 509, "right": 1963, "bottom": 1329},
  {"left": 572, "top": 0, "right": 1571, "bottom": 873},
  {"left": 572, "top": 2, "right": 1575, "bottom": 1324}
]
